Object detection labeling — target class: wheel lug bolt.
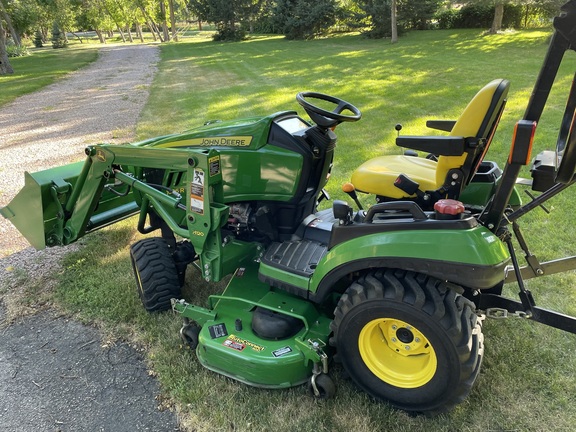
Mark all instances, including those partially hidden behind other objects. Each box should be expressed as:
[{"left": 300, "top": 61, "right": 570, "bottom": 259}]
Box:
[
  {"left": 392, "top": 338, "right": 397, "bottom": 343},
  {"left": 405, "top": 346, "right": 410, "bottom": 350}
]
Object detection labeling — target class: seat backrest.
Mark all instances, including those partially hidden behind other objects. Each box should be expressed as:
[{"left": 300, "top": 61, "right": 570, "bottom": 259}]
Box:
[{"left": 435, "top": 79, "right": 510, "bottom": 187}]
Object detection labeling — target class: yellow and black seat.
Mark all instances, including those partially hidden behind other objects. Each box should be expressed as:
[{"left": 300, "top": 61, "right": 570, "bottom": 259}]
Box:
[{"left": 350, "top": 79, "right": 510, "bottom": 208}]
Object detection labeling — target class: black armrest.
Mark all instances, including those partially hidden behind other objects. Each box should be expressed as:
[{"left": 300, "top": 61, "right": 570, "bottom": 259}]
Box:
[
  {"left": 426, "top": 120, "right": 456, "bottom": 132},
  {"left": 396, "top": 135, "right": 466, "bottom": 156}
]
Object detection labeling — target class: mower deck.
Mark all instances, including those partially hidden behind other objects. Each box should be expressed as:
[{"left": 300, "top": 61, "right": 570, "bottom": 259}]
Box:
[{"left": 174, "top": 263, "right": 332, "bottom": 388}]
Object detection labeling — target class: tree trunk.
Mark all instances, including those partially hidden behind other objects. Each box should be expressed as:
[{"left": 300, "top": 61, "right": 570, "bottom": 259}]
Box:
[
  {"left": 198, "top": 20, "right": 202, "bottom": 31},
  {"left": 490, "top": 2, "right": 505, "bottom": 34},
  {"left": 0, "top": 19, "right": 14, "bottom": 74},
  {"left": 159, "top": 0, "right": 170, "bottom": 42},
  {"left": 139, "top": 6, "right": 163, "bottom": 42},
  {"left": 0, "top": 0, "right": 21, "bottom": 47},
  {"left": 168, "top": 0, "right": 178, "bottom": 41},
  {"left": 390, "top": 0, "right": 398, "bottom": 43},
  {"left": 135, "top": 22, "right": 144, "bottom": 42},
  {"left": 95, "top": 29, "right": 106, "bottom": 43},
  {"left": 126, "top": 25, "right": 134, "bottom": 42},
  {"left": 117, "top": 27, "right": 126, "bottom": 42}
]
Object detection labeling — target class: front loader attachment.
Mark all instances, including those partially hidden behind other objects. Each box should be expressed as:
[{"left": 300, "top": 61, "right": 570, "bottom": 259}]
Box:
[
  {"left": 1, "top": 143, "right": 242, "bottom": 282},
  {"left": 1, "top": 159, "right": 137, "bottom": 249}
]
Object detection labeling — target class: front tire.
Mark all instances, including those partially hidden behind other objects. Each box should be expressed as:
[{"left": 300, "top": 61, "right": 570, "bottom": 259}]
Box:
[
  {"left": 330, "top": 269, "right": 483, "bottom": 413},
  {"left": 130, "top": 237, "right": 182, "bottom": 312}
]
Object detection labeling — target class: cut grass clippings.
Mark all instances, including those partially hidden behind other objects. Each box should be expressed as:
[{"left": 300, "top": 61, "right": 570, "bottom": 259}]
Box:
[{"left": 4, "top": 28, "right": 576, "bottom": 431}]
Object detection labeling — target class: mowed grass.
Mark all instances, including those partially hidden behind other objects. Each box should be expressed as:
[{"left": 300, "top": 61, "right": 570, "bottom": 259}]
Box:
[
  {"left": 5, "top": 29, "right": 576, "bottom": 431},
  {"left": 0, "top": 45, "right": 99, "bottom": 107}
]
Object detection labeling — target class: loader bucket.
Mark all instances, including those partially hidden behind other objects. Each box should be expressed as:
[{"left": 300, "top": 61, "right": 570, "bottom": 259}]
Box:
[
  {"left": 1, "top": 159, "right": 138, "bottom": 250},
  {"left": 1, "top": 162, "right": 85, "bottom": 249},
  {"left": 1, "top": 171, "right": 49, "bottom": 249}
]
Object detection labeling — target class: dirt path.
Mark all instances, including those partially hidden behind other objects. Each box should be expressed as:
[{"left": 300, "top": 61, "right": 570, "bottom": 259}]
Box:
[{"left": 0, "top": 44, "right": 182, "bottom": 431}]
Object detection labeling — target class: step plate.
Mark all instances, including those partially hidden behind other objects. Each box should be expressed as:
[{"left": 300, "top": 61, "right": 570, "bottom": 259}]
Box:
[{"left": 262, "top": 240, "right": 328, "bottom": 277}]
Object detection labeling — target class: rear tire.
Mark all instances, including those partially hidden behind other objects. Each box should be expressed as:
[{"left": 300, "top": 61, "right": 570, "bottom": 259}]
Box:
[
  {"left": 330, "top": 269, "right": 483, "bottom": 413},
  {"left": 130, "top": 237, "right": 182, "bottom": 312}
]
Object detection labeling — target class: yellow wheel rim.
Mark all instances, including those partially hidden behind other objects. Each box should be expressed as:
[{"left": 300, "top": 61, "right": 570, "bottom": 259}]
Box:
[{"left": 359, "top": 318, "right": 437, "bottom": 388}]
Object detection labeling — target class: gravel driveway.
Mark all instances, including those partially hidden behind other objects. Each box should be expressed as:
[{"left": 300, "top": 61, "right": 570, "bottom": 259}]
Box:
[{"left": 0, "top": 44, "right": 182, "bottom": 431}]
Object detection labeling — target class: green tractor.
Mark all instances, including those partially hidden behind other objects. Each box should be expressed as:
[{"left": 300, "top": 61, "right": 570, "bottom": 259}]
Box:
[{"left": 3, "top": 1, "right": 576, "bottom": 414}]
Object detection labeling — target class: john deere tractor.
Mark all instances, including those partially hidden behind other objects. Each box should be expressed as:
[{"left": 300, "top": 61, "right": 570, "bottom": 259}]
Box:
[{"left": 3, "top": 0, "right": 576, "bottom": 413}]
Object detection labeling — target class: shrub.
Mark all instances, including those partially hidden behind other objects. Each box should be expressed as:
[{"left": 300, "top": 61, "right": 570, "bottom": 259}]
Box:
[
  {"left": 34, "top": 30, "right": 43, "bottom": 48},
  {"left": 6, "top": 41, "right": 30, "bottom": 57},
  {"left": 436, "top": 3, "right": 524, "bottom": 30},
  {"left": 51, "top": 22, "right": 68, "bottom": 49},
  {"left": 272, "top": 0, "right": 337, "bottom": 40},
  {"left": 212, "top": 25, "right": 246, "bottom": 41}
]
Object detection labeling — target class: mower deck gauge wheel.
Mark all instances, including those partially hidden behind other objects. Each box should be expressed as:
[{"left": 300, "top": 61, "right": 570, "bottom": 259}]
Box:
[
  {"left": 307, "top": 373, "right": 336, "bottom": 400},
  {"left": 180, "top": 322, "right": 201, "bottom": 350}
]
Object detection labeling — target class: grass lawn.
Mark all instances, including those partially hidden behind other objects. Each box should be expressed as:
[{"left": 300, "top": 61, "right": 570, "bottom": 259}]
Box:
[
  {"left": 5, "top": 28, "right": 576, "bottom": 431},
  {"left": 0, "top": 44, "right": 99, "bottom": 107}
]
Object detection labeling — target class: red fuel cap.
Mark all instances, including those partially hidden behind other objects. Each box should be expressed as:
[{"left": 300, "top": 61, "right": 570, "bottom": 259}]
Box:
[{"left": 434, "top": 199, "right": 465, "bottom": 215}]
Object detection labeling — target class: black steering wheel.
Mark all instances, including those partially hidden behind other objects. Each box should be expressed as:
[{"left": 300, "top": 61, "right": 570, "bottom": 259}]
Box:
[
  {"left": 555, "top": 77, "right": 576, "bottom": 184},
  {"left": 296, "top": 92, "right": 361, "bottom": 129}
]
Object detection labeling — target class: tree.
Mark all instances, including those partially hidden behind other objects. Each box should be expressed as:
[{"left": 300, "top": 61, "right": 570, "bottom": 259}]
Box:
[
  {"left": 454, "top": 0, "right": 526, "bottom": 33},
  {"left": 390, "top": 0, "right": 397, "bottom": 43},
  {"left": 491, "top": 1, "right": 505, "bottom": 33},
  {"left": 188, "top": 0, "right": 257, "bottom": 41},
  {"left": 272, "top": 0, "right": 336, "bottom": 39},
  {"left": 399, "top": 0, "right": 441, "bottom": 30},
  {"left": 0, "top": 0, "right": 21, "bottom": 46},
  {"left": 0, "top": 15, "right": 14, "bottom": 74}
]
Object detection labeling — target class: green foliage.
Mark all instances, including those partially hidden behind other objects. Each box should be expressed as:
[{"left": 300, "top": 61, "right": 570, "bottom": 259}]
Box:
[
  {"left": 188, "top": 0, "right": 254, "bottom": 41},
  {"left": 436, "top": 3, "right": 523, "bottom": 29},
  {"left": 272, "top": 0, "right": 337, "bottom": 39},
  {"left": 352, "top": 0, "right": 440, "bottom": 39},
  {"left": 354, "top": 0, "right": 392, "bottom": 38},
  {"left": 212, "top": 24, "right": 246, "bottom": 41},
  {"left": 5, "top": 0, "right": 43, "bottom": 36},
  {"left": 51, "top": 21, "right": 68, "bottom": 48},
  {"left": 33, "top": 29, "right": 44, "bottom": 47},
  {"left": 6, "top": 40, "right": 30, "bottom": 57},
  {"left": 398, "top": 0, "right": 442, "bottom": 30}
]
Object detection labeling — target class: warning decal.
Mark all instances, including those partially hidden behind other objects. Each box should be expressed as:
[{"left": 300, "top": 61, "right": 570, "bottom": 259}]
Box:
[
  {"left": 209, "top": 155, "right": 221, "bottom": 177},
  {"left": 223, "top": 339, "right": 245, "bottom": 352},
  {"left": 190, "top": 168, "right": 204, "bottom": 214}
]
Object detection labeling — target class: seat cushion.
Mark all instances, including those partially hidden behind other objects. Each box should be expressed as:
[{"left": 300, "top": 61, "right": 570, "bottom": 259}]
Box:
[{"left": 351, "top": 155, "right": 438, "bottom": 198}]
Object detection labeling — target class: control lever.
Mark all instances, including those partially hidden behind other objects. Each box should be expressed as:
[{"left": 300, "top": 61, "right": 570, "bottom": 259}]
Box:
[
  {"left": 394, "top": 174, "right": 430, "bottom": 202},
  {"left": 342, "top": 183, "right": 363, "bottom": 210}
]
